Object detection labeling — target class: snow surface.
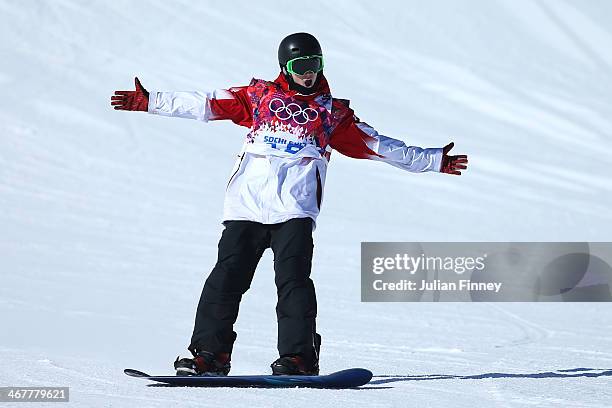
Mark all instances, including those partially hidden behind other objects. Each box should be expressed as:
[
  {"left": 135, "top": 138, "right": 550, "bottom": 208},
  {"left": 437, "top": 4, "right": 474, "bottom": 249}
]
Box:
[{"left": 1, "top": 0, "right": 612, "bottom": 406}]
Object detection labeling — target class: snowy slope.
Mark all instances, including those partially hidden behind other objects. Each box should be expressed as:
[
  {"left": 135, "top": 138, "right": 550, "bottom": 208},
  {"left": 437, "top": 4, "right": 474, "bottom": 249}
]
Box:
[{"left": 1, "top": 0, "right": 612, "bottom": 406}]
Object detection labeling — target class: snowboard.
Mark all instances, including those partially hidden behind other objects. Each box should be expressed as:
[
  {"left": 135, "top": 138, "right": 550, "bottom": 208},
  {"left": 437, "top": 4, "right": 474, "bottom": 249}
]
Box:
[{"left": 124, "top": 368, "right": 373, "bottom": 388}]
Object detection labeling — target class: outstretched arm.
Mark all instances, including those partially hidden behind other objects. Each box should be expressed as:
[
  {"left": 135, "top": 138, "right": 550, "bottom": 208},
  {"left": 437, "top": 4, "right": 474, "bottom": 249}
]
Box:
[
  {"left": 329, "top": 113, "right": 468, "bottom": 175},
  {"left": 110, "top": 77, "right": 252, "bottom": 127}
]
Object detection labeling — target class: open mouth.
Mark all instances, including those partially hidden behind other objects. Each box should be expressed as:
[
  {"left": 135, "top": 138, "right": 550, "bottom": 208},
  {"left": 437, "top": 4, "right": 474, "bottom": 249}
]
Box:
[{"left": 304, "top": 79, "right": 314, "bottom": 87}]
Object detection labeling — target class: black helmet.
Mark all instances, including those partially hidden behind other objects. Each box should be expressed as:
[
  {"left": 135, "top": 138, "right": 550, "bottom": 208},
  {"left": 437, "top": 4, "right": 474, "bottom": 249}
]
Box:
[{"left": 278, "top": 32, "right": 322, "bottom": 68}]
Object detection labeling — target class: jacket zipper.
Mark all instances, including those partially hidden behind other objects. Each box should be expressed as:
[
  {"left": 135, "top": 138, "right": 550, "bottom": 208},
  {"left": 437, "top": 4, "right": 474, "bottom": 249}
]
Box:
[
  {"left": 315, "top": 167, "right": 322, "bottom": 210},
  {"left": 226, "top": 153, "right": 245, "bottom": 190}
]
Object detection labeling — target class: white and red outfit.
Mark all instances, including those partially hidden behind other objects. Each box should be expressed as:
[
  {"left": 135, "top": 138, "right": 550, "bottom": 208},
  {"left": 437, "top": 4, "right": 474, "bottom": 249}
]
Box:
[{"left": 147, "top": 74, "right": 444, "bottom": 227}]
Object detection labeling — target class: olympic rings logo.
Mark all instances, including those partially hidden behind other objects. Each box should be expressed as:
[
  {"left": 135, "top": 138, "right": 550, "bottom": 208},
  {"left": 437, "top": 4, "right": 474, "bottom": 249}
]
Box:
[{"left": 268, "top": 98, "right": 319, "bottom": 125}]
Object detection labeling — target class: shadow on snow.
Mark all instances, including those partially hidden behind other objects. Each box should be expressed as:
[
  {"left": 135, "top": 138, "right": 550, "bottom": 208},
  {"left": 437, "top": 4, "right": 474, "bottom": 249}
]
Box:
[{"left": 370, "top": 368, "right": 612, "bottom": 385}]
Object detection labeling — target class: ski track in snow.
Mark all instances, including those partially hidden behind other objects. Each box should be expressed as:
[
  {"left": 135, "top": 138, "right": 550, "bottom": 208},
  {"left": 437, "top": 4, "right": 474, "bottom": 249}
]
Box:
[{"left": 1, "top": 0, "right": 612, "bottom": 407}]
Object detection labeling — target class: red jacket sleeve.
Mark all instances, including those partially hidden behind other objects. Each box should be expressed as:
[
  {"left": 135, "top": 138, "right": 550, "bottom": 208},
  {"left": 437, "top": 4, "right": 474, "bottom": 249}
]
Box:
[
  {"left": 329, "top": 109, "right": 382, "bottom": 159},
  {"left": 207, "top": 86, "right": 253, "bottom": 128},
  {"left": 329, "top": 106, "right": 444, "bottom": 173}
]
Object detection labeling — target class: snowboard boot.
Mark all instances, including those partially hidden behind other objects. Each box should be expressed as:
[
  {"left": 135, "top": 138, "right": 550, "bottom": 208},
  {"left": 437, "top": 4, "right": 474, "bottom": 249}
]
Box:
[
  {"left": 271, "top": 333, "right": 321, "bottom": 376},
  {"left": 174, "top": 350, "right": 231, "bottom": 376},
  {"left": 270, "top": 354, "right": 319, "bottom": 375}
]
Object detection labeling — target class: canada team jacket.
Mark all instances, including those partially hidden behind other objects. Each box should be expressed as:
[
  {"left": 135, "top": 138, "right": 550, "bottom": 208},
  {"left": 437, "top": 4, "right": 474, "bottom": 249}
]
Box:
[{"left": 147, "top": 73, "right": 443, "bottom": 228}]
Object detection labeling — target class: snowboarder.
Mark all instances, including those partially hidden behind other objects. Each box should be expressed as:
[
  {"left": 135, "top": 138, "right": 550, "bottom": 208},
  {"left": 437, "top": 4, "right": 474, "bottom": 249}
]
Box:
[{"left": 110, "top": 32, "right": 468, "bottom": 376}]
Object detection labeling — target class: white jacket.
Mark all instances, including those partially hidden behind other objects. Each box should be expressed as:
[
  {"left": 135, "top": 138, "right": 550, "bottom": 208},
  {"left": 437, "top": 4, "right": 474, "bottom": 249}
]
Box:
[{"left": 147, "top": 74, "right": 443, "bottom": 228}]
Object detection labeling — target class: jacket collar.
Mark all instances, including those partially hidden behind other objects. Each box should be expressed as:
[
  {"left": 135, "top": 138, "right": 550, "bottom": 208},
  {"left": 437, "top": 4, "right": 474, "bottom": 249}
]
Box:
[{"left": 274, "top": 72, "right": 331, "bottom": 99}]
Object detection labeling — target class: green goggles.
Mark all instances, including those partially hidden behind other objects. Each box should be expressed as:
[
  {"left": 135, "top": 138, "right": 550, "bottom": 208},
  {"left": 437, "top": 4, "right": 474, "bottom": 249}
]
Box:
[{"left": 286, "top": 55, "right": 324, "bottom": 75}]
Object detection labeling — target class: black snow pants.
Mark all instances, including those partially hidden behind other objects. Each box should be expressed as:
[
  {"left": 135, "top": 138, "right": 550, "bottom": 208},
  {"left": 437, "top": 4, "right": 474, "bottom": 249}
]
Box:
[{"left": 189, "top": 217, "right": 319, "bottom": 364}]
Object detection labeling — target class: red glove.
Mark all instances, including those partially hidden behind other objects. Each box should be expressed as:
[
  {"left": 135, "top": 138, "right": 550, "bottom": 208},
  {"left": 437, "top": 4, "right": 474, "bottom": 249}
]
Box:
[
  {"left": 111, "top": 77, "right": 149, "bottom": 111},
  {"left": 441, "top": 142, "right": 468, "bottom": 175}
]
